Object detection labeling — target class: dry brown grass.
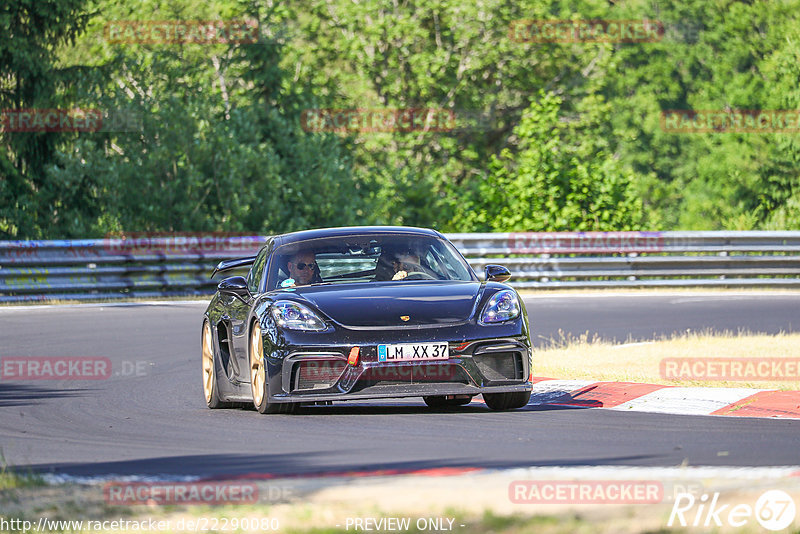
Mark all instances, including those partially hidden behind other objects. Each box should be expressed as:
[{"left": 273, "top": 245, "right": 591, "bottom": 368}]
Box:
[{"left": 533, "top": 329, "right": 800, "bottom": 390}]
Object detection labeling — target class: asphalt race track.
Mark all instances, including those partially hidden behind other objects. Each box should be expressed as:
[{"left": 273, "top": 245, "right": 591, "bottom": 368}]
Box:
[{"left": 1, "top": 293, "right": 798, "bottom": 479}]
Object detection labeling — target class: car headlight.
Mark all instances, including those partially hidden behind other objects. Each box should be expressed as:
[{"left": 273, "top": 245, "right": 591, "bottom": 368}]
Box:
[
  {"left": 270, "top": 301, "right": 327, "bottom": 331},
  {"left": 479, "top": 289, "right": 521, "bottom": 325}
]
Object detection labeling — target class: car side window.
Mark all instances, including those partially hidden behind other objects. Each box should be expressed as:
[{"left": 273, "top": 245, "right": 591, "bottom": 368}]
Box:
[
  {"left": 429, "top": 242, "right": 466, "bottom": 279},
  {"left": 423, "top": 249, "right": 446, "bottom": 278},
  {"left": 247, "top": 246, "right": 269, "bottom": 293}
]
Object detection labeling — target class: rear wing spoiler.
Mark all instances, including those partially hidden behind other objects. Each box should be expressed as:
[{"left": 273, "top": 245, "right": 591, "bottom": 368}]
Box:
[{"left": 211, "top": 256, "right": 257, "bottom": 278}]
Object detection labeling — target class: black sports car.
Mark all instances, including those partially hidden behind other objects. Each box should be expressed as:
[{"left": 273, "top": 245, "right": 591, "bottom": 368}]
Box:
[{"left": 202, "top": 226, "right": 533, "bottom": 413}]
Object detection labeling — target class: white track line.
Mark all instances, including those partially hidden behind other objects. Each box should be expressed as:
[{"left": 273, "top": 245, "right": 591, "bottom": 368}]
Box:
[
  {"left": 528, "top": 380, "right": 594, "bottom": 405},
  {"left": 611, "top": 387, "right": 770, "bottom": 416}
]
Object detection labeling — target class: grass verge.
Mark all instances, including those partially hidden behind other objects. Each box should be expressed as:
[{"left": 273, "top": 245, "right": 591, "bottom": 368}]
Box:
[
  {"left": 533, "top": 329, "right": 800, "bottom": 389},
  {"left": 0, "top": 456, "right": 45, "bottom": 490},
  {"left": 3, "top": 472, "right": 798, "bottom": 534}
]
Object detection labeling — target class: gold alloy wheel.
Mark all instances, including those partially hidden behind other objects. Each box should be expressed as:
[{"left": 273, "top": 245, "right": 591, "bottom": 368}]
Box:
[
  {"left": 202, "top": 321, "right": 214, "bottom": 404},
  {"left": 250, "top": 323, "right": 266, "bottom": 407}
]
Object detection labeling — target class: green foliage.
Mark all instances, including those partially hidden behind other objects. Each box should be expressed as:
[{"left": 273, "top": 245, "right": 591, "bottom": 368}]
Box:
[
  {"left": 1, "top": 0, "right": 800, "bottom": 238},
  {"left": 467, "top": 91, "right": 643, "bottom": 231},
  {"left": 604, "top": 0, "right": 800, "bottom": 229},
  {"left": 293, "top": 0, "right": 600, "bottom": 230},
  {"left": 3, "top": 0, "right": 365, "bottom": 237},
  {"left": 0, "top": 452, "right": 45, "bottom": 489},
  {"left": 0, "top": 0, "right": 93, "bottom": 237}
]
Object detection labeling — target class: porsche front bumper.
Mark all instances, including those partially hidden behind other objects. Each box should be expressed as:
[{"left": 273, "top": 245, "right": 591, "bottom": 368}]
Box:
[{"left": 262, "top": 325, "right": 533, "bottom": 403}]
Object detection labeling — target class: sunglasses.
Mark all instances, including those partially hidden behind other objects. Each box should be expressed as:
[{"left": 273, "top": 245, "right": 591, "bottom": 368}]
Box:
[{"left": 293, "top": 262, "right": 316, "bottom": 271}]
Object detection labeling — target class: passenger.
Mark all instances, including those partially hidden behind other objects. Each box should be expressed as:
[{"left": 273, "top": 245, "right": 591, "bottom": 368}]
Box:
[
  {"left": 373, "top": 250, "right": 397, "bottom": 281},
  {"left": 392, "top": 252, "right": 421, "bottom": 280}
]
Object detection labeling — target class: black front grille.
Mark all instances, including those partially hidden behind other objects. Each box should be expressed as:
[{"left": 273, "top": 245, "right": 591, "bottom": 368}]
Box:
[
  {"left": 357, "top": 363, "right": 469, "bottom": 387},
  {"left": 293, "top": 360, "right": 346, "bottom": 391},
  {"left": 475, "top": 352, "right": 523, "bottom": 380}
]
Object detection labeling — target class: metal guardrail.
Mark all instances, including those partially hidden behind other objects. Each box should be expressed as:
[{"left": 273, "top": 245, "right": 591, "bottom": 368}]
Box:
[{"left": 1, "top": 231, "right": 799, "bottom": 302}]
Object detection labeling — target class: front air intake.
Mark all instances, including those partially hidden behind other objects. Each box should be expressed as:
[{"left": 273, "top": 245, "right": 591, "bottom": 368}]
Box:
[
  {"left": 293, "top": 360, "right": 346, "bottom": 391},
  {"left": 475, "top": 352, "right": 523, "bottom": 381}
]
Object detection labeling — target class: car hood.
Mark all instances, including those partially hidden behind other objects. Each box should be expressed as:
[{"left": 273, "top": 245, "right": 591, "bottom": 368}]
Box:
[{"left": 291, "top": 281, "right": 483, "bottom": 327}]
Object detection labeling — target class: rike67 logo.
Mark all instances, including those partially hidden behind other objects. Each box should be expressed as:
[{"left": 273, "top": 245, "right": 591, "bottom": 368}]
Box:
[{"left": 669, "top": 490, "right": 796, "bottom": 531}]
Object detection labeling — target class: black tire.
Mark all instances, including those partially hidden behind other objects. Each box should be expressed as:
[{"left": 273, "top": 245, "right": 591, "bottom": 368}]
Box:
[
  {"left": 249, "top": 321, "right": 296, "bottom": 415},
  {"left": 482, "top": 391, "right": 531, "bottom": 411},
  {"left": 202, "top": 320, "right": 233, "bottom": 409},
  {"left": 256, "top": 397, "right": 296, "bottom": 414},
  {"left": 423, "top": 395, "right": 473, "bottom": 408}
]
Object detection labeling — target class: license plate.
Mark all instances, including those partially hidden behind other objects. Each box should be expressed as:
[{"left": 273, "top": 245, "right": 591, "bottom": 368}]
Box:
[{"left": 377, "top": 343, "right": 449, "bottom": 362}]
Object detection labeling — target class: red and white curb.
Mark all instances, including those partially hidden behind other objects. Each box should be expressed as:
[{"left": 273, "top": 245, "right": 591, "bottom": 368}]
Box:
[{"left": 527, "top": 378, "right": 800, "bottom": 419}]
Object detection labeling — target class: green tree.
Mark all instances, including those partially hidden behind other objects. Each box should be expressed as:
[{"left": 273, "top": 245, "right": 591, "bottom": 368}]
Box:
[
  {"left": 604, "top": 0, "right": 800, "bottom": 229},
  {"left": 291, "top": 0, "right": 607, "bottom": 230},
  {"left": 469, "top": 91, "right": 643, "bottom": 231},
  {"left": 5, "top": 0, "right": 800, "bottom": 238},
  {"left": 41, "top": 0, "right": 367, "bottom": 236},
  {"left": 0, "top": 0, "right": 93, "bottom": 238}
]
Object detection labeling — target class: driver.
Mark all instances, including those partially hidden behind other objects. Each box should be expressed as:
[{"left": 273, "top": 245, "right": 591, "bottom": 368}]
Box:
[
  {"left": 391, "top": 252, "right": 421, "bottom": 281},
  {"left": 287, "top": 250, "right": 318, "bottom": 286}
]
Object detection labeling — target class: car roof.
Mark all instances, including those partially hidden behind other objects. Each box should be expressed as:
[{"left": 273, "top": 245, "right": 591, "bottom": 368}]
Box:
[{"left": 273, "top": 226, "right": 444, "bottom": 246}]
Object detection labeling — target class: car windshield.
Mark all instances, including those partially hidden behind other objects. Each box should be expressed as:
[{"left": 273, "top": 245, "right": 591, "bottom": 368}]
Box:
[{"left": 267, "top": 233, "right": 476, "bottom": 290}]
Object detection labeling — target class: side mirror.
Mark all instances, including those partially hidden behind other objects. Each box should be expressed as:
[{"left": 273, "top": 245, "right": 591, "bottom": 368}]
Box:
[
  {"left": 218, "top": 275, "right": 250, "bottom": 298},
  {"left": 484, "top": 264, "right": 511, "bottom": 283}
]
